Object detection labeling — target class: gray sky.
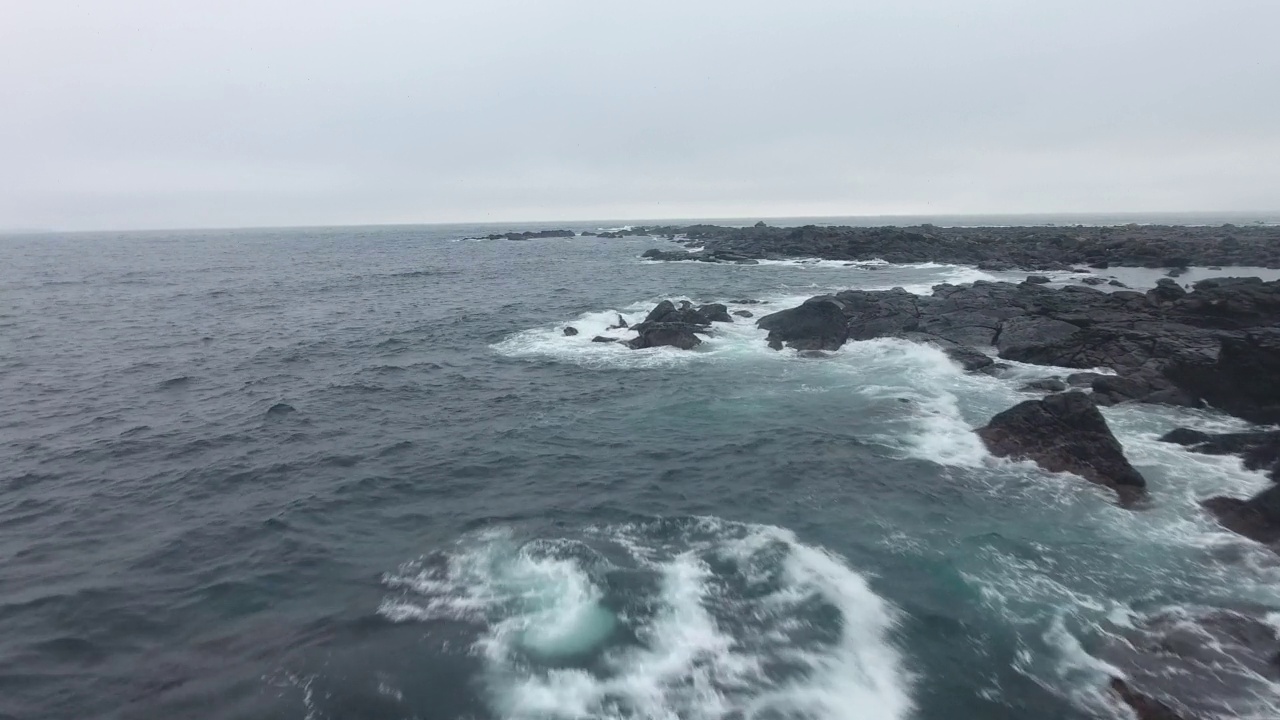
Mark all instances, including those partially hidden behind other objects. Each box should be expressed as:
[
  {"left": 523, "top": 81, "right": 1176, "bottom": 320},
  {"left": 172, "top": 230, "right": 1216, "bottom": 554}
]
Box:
[{"left": 2, "top": 1, "right": 1278, "bottom": 230}]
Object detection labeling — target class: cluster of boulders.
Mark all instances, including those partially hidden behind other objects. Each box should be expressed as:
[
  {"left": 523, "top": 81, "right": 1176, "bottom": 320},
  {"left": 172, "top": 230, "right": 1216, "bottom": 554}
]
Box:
[
  {"left": 622, "top": 299, "right": 734, "bottom": 350},
  {"left": 751, "top": 277, "right": 1280, "bottom": 421},
  {"left": 635, "top": 222, "right": 1280, "bottom": 269}
]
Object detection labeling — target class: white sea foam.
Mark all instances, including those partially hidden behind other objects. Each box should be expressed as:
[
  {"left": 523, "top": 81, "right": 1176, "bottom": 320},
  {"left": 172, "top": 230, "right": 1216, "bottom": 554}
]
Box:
[{"left": 379, "top": 518, "right": 912, "bottom": 720}]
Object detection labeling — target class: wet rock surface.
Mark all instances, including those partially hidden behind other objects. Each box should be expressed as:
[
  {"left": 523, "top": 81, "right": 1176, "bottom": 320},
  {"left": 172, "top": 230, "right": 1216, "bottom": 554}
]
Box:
[{"left": 974, "top": 391, "right": 1147, "bottom": 502}]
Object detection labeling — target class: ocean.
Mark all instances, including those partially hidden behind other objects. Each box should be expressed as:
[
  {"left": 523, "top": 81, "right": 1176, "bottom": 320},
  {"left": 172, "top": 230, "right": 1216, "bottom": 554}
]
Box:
[{"left": 3, "top": 219, "right": 1279, "bottom": 720}]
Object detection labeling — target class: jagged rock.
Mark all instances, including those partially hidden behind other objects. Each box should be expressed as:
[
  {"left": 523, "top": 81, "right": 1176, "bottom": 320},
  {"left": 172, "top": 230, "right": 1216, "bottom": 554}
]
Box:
[
  {"left": 756, "top": 296, "right": 850, "bottom": 351},
  {"left": 975, "top": 391, "right": 1146, "bottom": 501},
  {"left": 626, "top": 300, "right": 717, "bottom": 350},
  {"left": 608, "top": 315, "right": 629, "bottom": 329}
]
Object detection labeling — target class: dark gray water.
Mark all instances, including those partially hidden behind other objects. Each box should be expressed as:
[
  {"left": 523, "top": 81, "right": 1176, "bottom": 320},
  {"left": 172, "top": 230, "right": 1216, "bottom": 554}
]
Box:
[{"left": 3, "top": 223, "right": 1279, "bottom": 720}]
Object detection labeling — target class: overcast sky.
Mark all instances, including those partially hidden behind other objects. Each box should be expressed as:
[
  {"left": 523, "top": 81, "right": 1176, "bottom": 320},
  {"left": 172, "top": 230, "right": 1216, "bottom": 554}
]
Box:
[{"left": 2, "top": 1, "right": 1278, "bottom": 230}]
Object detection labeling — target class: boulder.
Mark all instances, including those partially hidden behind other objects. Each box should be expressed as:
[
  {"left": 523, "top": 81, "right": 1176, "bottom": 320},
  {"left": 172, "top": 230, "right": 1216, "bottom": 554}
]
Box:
[
  {"left": 756, "top": 295, "right": 850, "bottom": 351},
  {"left": 975, "top": 391, "right": 1147, "bottom": 501},
  {"left": 732, "top": 310, "right": 754, "bottom": 318},
  {"left": 696, "top": 303, "right": 733, "bottom": 323},
  {"left": 626, "top": 300, "right": 717, "bottom": 350},
  {"left": 1148, "top": 278, "right": 1187, "bottom": 303},
  {"left": 1026, "top": 275, "right": 1052, "bottom": 284},
  {"left": 563, "top": 327, "right": 579, "bottom": 336},
  {"left": 591, "top": 336, "right": 616, "bottom": 343},
  {"left": 1066, "top": 372, "right": 1108, "bottom": 387}
]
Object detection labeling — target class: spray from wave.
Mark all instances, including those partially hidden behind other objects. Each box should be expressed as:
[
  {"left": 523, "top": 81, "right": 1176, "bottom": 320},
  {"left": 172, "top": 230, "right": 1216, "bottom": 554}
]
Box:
[{"left": 379, "top": 517, "right": 913, "bottom": 720}]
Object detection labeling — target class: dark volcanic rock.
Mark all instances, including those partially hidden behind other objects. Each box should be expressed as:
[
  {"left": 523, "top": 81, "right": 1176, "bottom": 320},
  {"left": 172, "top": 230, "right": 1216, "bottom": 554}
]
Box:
[
  {"left": 477, "top": 229, "right": 575, "bottom": 241},
  {"left": 626, "top": 299, "right": 736, "bottom": 351},
  {"left": 1159, "top": 428, "right": 1280, "bottom": 480},
  {"left": 696, "top": 303, "right": 733, "bottom": 323},
  {"left": 1067, "top": 372, "right": 1108, "bottom": 387},
  {"left": 1203, "top": 486, "right": 1280, "bottom": 545},
  {"left": 627, "top": 323, "right": 702, "bottom": 350},
  {"left": 608, "top": 315, "right": 628, "bottom": 330},
  {"left": 1019, "top": 378, "right": 1068, "bottom": 393},
  {"left": 995, "top": 316, "right": 1081, "bottom": 357},
  {"left": 687, "top": 258, "right": 1280, "bottom": 420},
  {"left": 1025, "top": 274, "right": 1052, "bottom": 284},
  {"left": 757, "top": 296, "right": 850, "bottom": 351},
  {"left": 1168, "top": 329, "right": 1280, "bottom": 424},
  {"left": 631, "top": 222, "right": 1280, "bottom": 269},
  {"left": 976, "top": 391, "right": 1146, "bottom": 500},
  {"left": 563, "top": 326, "right": 579, "bottom": 336},
  {"left": 896, "top": 332, "right": 995, "bottom": 371}
]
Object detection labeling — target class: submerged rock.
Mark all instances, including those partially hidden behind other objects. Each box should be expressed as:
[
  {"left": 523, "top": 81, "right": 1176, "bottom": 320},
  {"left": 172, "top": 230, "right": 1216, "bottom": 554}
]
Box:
[
  {"left": 975, "top": 391, "right": 1146, "bottom": 501},
  {"left": 1100, "top": 608, "right": 1280, "bottom": 720},
  {"left": 732, "top": 310, "right": 754, "bottom": 318},
  {"left": 563, "top": 326, "right": 579, "bottom": 336}
]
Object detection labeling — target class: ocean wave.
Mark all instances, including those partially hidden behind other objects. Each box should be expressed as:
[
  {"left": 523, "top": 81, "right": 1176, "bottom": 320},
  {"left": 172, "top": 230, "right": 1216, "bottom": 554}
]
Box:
[{"left": 379, "top": 517, "right": 912, "bottom": 720}]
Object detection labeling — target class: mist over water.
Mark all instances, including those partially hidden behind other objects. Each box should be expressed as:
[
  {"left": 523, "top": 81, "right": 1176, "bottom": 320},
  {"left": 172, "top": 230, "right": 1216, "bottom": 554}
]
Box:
[{"left": 3, "top": 219, "right": 1280, "bottom": 720}]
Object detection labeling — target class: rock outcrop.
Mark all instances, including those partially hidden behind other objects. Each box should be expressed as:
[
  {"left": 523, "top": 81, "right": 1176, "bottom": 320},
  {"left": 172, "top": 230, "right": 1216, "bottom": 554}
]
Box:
[
  {"left": 635, "top": 222, "right": 1280, "bottom": 269},
  {"left": 975, "top": 391, "right": 1147, "bottom": 501},
  {"left": 756, "top": 296, "right": 850, "bottom": 351},
  {"left": 625, "top": 300, "right": 737, "bottom": 350},
  {"left": 746, "top": 277, "right": 1280, "bottom": 419}
]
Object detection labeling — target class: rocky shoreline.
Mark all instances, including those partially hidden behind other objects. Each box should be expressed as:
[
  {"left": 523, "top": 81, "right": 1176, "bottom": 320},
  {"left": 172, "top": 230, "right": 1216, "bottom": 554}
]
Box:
[
  {"left": 634, "top": 221, "right": 1280, "bottom": 270},
  {"left": 512, "top": 222, "right": 1280, "bottom": 719},
  {"left": 561, "top": 275, "right": 1280, "bottom": 720}
]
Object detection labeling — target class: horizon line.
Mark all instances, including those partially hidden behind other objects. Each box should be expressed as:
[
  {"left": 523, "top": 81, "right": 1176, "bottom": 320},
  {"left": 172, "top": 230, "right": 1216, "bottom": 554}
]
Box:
[{"left": 4, "top": 209, "right": 1280, "bottom": 236}]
